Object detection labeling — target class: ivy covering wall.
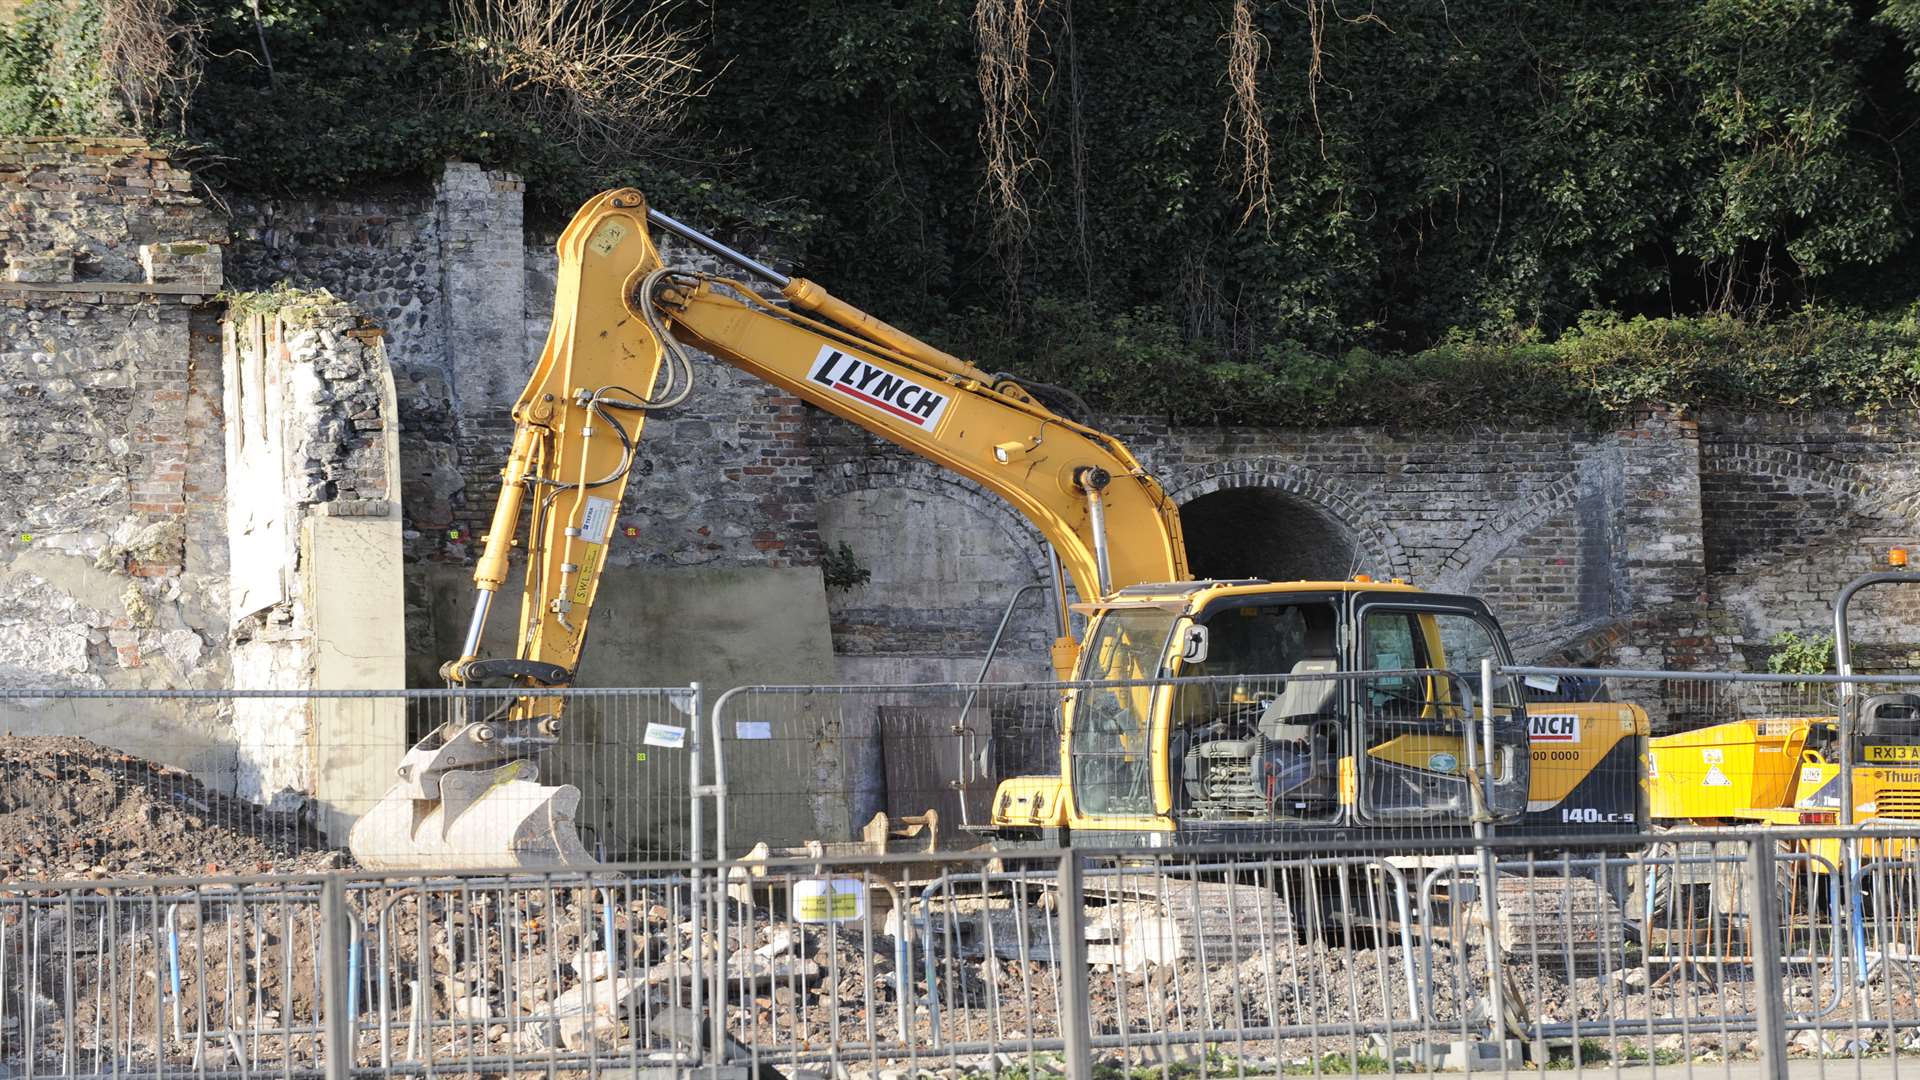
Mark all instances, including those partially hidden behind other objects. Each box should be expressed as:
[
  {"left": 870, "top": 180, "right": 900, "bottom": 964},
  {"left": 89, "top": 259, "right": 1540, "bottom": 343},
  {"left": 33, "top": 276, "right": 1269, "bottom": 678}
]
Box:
[
  {"left": 7, "top": 0, "right": 1920, "bottom": 425},
  {"left": 0, "top": 0, "right": 111, "bottom": 135}
]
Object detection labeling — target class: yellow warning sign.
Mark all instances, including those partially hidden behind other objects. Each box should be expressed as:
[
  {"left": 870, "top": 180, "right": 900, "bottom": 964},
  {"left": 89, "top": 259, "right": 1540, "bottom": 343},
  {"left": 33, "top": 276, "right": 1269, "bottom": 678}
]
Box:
[
  {"left": 571, "top": 545, "right": 602, "bottom": 606},
  {"left": 791, "top": 878, "right": 864, "bottom": 923}
]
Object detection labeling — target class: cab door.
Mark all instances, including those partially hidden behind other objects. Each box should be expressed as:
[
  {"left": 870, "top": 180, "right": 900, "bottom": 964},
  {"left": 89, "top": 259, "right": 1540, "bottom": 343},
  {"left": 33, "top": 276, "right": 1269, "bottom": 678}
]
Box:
[{"left": 1348, "top": 598, "right": 1530, "bottom": 824}]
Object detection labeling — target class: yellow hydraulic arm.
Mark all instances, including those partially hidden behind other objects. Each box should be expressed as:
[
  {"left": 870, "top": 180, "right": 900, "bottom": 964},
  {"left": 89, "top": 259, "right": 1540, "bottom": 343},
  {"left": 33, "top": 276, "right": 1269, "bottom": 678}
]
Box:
[
  {"left": 445, "top": 188, "right": 1188, "bottom": 699},
  {"left": 349, "top": 184, "right": 1182, "bottom": 860},
  {"left": 352, "top": 188, "right": 1189, "bottom": 868}
]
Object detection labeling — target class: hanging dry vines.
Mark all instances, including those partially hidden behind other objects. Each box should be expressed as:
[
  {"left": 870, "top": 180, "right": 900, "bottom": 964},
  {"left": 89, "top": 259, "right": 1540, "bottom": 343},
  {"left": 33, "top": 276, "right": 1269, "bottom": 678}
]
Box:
[
  {"left": 1060, "top": 0, "right": 1093, "bottom": 296},
  {"left": 1300, "top": 0, "right": 1387, "bottom": 160},
  {"left": 1222, "top": 0, "right": 1274, "bottom": 228},
  {"left": 452, "top": 0, "right": 709, "bottom": 167},
  {"left": 975, "top": 0, "right": 1048, "bottom": 313},
  {"left": 100, "top": 0, "right": 205, "bottom": 134}
]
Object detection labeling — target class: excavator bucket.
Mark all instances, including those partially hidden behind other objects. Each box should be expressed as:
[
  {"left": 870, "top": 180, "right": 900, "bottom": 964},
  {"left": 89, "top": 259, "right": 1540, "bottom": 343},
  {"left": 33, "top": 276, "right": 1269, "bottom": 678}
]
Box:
[{"left": 348, "top": 761, "right": 596, "bottom": 871}]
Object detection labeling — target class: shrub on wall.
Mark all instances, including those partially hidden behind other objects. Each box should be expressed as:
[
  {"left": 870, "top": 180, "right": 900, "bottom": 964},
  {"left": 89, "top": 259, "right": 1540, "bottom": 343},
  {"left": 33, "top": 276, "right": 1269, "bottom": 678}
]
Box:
[{"left": 956, "top": 302, "right": 1920, "bottom": 427}]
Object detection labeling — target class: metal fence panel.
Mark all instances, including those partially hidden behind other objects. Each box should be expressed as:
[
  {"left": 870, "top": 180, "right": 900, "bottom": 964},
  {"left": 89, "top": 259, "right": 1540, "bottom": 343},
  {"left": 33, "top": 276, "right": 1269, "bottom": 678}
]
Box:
[
  {"left": 30, "top": 667, "right": 1920, "bottom": 1076},
  {"left": 16, "top": 825, "right": 1920, "bottom": 1079},
  {"left": 0, "top": 685, "right": 702, "bottom": 873}
]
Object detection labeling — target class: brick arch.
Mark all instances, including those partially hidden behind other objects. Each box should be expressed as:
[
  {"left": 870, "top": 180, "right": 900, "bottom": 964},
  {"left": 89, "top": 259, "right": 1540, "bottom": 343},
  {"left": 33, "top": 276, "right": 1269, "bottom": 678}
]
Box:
[
  {"left": 1700, "top": 441, "right": 1908, "bottom": 573},
  {"left": 813, "top": 459, "right": 1053, "bottom": 584},
  {"left": 1163, "top": 461, "right": 1413, "bottom": 580},
  {"left": 1703, "top": 442, "right": 1882, "bottom": 510},
  {"left": 1434, "top": 459, "right": 1605, "bottom": 592}
]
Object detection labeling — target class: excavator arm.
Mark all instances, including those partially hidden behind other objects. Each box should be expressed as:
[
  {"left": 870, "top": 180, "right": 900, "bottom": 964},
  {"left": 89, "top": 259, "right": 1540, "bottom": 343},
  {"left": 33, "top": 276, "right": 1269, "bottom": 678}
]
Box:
[
  {"left": 662, "top": 272, "right": 1190, "bottom": 615},
  {"left": 349, "top": 188, "right": 1186, "bottom": 868}
]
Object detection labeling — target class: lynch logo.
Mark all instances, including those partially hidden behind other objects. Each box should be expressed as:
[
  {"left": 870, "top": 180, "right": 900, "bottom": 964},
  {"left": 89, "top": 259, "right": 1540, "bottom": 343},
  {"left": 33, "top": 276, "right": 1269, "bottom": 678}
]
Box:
[
  {"left": 1530, "top": 713, "right": 1581, "bottom": 743},
  {"left": 807, "top": 347, "right": 950, "bottom": 430}
]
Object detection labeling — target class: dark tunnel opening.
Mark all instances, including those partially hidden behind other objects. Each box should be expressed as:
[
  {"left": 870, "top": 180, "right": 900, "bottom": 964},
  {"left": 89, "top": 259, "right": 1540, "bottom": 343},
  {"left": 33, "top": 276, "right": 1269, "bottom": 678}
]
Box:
[{"left": 1181, "top": 486, "right": 1362, "bottom": 583}]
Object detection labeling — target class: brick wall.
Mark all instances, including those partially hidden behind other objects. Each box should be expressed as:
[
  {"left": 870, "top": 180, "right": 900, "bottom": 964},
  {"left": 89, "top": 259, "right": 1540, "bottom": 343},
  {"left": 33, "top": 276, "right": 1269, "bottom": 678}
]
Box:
[
  {"left": 1699, "top": 411, "right": 1920, "bottom": 672},
  {"left": 812, "top": 400, "right": 1920, "bottom": 707}
]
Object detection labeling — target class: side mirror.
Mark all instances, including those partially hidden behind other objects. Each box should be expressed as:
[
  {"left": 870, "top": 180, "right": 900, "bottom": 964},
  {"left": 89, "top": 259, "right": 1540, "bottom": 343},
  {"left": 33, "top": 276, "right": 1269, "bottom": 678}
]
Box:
[{"left": 1180, "top": 624, "right": 1209, "bottom": 665}]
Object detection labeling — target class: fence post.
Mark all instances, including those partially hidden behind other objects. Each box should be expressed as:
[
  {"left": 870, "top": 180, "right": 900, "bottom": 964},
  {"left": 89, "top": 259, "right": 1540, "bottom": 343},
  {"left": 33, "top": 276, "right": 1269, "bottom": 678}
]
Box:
[
  {"left": 687, "top": 682, "right": 707, "bottom": 1066},
  {"left": 688, "top": 682, "right": 704, "bottom": 866},
  {"left": 1474, "top": 659, "right": 1508, "bottom": 1043},
  {"left": 1748, "top": 839, "right": 1789, "bottom": 1079},
  {"left": 1057, "top": 850, "right": 1092, "bottom": 1079},
  {"left": 319, "top": 873, "right": 353, "bottom": 1080}
]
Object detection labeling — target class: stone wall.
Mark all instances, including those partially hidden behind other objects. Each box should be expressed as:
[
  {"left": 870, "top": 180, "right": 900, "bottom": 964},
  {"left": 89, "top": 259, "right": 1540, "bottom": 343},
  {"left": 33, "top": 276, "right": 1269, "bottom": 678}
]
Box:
[
  {"left": 0, "top": 138, "right": 232, "bottom": 784},
  {"left": 0, "top": 140, "right": 408, "bottom": 827}
]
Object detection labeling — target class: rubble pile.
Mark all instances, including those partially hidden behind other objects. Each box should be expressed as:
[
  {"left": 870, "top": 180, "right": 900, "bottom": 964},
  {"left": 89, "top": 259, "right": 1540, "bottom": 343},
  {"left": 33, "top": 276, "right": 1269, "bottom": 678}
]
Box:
[{"left": 0, "top": 735, "right": 344, "bottom": 879}]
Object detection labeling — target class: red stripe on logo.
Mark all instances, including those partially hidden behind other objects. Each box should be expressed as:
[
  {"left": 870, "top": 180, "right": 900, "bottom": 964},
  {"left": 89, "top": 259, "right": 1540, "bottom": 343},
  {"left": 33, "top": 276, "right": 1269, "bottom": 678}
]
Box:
[{"left": 836, "top": 384, "right": 933, "bottom": 427}]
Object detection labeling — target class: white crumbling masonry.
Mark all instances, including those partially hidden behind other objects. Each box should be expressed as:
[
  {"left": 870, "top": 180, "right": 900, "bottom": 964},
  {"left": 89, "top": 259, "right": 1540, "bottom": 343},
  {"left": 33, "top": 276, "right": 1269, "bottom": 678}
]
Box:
[{"left": 222, "top": 296, "right": 406, "bottom": 837}]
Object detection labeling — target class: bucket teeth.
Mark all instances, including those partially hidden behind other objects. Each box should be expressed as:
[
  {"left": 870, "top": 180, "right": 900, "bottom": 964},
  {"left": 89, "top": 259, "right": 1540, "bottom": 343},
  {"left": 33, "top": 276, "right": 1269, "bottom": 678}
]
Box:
[{"left": 348, "top": 771, "right": 596, "bottom": 871}]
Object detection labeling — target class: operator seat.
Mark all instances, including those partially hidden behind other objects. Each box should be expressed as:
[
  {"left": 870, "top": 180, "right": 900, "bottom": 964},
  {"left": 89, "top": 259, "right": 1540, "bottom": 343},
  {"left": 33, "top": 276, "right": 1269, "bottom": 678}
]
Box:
[
  {"left": 1258, "top": 611, "right": 1341, "bottom": 739},
  {"left": 1255, "top": 613, "right": 1340, "bottom": 804},
  {"left": 1259, "top": 659, "right": 1338, "bottom": 738},
  {"left": 1859, "top": 694, "right": 1920, "bottom": 737}
]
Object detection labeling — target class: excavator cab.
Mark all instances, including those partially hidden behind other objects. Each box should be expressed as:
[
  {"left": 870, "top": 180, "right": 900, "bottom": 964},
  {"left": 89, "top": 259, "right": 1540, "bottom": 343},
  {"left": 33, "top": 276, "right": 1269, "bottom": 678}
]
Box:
[{"left": 1018, "top": 581, "right": 1536, "bottom": 845}]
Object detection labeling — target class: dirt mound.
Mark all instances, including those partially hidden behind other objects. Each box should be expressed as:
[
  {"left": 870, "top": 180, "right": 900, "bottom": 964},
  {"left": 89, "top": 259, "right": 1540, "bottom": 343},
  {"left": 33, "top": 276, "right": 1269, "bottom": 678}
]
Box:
[{"left": 0, "top": 734, "right": 347, "bottom": 880}]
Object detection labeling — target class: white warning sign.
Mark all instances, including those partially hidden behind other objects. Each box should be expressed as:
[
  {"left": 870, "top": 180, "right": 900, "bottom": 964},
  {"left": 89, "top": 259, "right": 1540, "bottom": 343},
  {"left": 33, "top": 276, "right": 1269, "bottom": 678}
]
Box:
[
  {"left": 578, "top": 496, "right": 615, "bottom": 545},
  {"left": 1703, "top": 765, "right": 1732, "bottom": 788},
  {"left": 643, "top": 722, "right": 686, "bottom": 749},
  {"left": 791, "top": 878, "right": 865, "bottom": 923}
]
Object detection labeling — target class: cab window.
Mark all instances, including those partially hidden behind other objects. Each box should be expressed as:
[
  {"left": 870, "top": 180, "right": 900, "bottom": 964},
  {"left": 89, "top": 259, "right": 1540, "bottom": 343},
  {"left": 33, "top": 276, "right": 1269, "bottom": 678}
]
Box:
[
  {"left": 1169, "top": 600, "right": 1344, "bottom": 824},
  {"left": 1069, "top": 609, "right": 1173, "bottom": 816}
]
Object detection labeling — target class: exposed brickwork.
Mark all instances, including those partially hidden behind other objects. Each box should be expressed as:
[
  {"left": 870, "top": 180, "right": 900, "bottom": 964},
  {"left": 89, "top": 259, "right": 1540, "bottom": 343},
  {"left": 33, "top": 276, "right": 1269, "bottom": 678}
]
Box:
[
  {"left": 0, "top": 139, "right": 231, "bottom": 784},
  {"left": 810, "top": 401, "right": 1912, "bottom": 709},
  {"left": 0, "top": 137, "right": 217, "bottom": 283},
  {"left": 1699, "top": 411, "right": 1920, "bottom": 676}
]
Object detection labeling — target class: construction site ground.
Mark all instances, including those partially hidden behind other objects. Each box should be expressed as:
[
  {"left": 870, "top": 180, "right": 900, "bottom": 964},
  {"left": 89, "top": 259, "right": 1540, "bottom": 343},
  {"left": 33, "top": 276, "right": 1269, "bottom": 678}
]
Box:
[{"left": 0, "top": 735, "right": 345, "bottom": 880}]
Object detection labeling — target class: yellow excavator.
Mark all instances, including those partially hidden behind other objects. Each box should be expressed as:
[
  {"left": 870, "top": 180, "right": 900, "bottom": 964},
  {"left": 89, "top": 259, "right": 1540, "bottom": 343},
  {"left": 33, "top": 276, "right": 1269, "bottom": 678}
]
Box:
[{"left": 348, "top": 189, "right": 1647, "bottom": 870}]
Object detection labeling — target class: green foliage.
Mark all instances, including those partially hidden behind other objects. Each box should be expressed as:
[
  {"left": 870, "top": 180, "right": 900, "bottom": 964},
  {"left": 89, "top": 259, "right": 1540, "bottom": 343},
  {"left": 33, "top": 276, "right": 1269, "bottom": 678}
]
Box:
[
  {"left": 13, "top": 0, "right": 1920, "bottom": 425},
  {"left": 0, "top": 0, "right": 115, "bottom": 136},
  {"left": 954, "top": 301, "right": 1920, "bottom": 426},
  {"left": 218, "top": 281, "right": 341, "bottom": 323},
  {"left": 819, "top": 542, "right": 871, "bottom": 593},
  {"left": 1546, "top": 1039, "right": 1691, "bottom": 1069},
  {"left": 1280, "top": 1051, "right": 1397, "bottom": 1075},
  {"left": 671, "top": 1, "right": 1920, "bottom": 419},
  {"left": 1768, "top": 630, "right": 1837, "bottom": 677}
]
